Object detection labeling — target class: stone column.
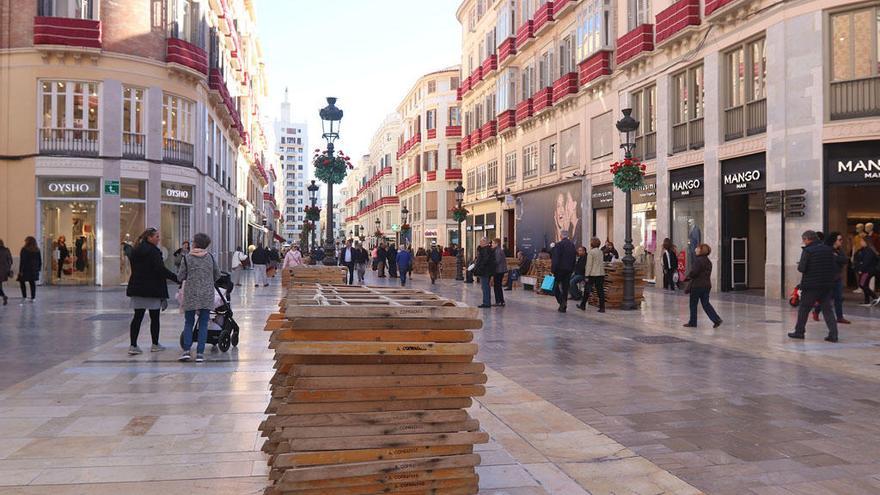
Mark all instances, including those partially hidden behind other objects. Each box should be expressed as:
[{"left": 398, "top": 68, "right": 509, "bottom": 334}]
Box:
[
  {"left": 654, "top": 74, "right": 671, "bottom": 282},
  {"left": 145, "top": 86, "right": 163, "bottom": 230},
  {"left": 581, "top": 178, "right": 591, "bottom": 246},
  {"left": 764, "top": 12, "right": 824, "bottom": 299},
  {"left": 702, "top": 51, "right": 722, "bottom": 289},
  {"left": 99, "top": 80, "right": 123, "bottom": 286}
]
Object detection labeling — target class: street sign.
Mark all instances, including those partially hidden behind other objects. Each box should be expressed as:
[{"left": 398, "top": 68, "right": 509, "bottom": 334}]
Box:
[
  {"left": 104, "top": 180, "right": 120, "bottom": 195},
  {"left": 783, "top": 189, "right": 806, "bottom": 218},
  {"left": 765, "top": 190, "right": 783, "bottom": 211},
  {"left": 391, "top": 224, "right": 400, "bottom": 232}
]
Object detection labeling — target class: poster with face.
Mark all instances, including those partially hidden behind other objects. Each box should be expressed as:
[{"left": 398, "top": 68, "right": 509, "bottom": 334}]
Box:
[{"left": 515, "top": 182, "right": 582, "bottom": 258}]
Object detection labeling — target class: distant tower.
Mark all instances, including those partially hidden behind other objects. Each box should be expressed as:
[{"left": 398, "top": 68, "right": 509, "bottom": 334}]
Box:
[{"left": 274, "top": 88, "right": 309, "bottom": 243}]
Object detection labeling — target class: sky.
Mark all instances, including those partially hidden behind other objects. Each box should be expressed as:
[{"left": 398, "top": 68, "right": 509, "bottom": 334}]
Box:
[{"left": 256, "top": 0, "right": 463, "bottom": 174}]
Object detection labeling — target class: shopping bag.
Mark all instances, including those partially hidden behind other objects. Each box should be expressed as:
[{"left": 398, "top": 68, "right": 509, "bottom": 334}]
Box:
[{"left": 540, "top": 275, "right": 556, "bottom": 292}]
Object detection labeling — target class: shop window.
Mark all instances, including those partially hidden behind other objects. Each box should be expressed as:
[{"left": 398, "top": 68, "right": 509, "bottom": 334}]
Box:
[
  {"left": 122, "top": 86, "right": 146, "bottom": 159},
  {"left": 829, "top": 7, "right": 880, "bottom": 119},
  {"left": 523, "top": 143, "right": 539, "bottom": 178},
  {"left": 723, "top": 37, "right": 767, "bottom": 140},
  {"left": 671, "top": 64, "right": 704, "bottom": 153},
  {"left": 631, "top": 84, "right": 657, "bottom": 160},
  {"left": 39, "top": 80, "right": 99, "bottom": 157},
  {"left": 576, "top": 0, "right": 612, "bottom": 62},
  {"left": 162, "top": 93, "right": 194, "bottom": 165},
  {"left": 37, "top": 0, "right": 98, "bottom": 19}
]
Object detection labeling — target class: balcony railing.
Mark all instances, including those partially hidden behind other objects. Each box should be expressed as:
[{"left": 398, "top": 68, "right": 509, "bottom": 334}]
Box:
[
  {"left": 123, "top": 132, "right": 145, "bottom": 159},
  {"left": 33, "top": 16, "right": 102, "bottom": 49},
  {"left": 830, "top": 77, "right": 880, "bottom": 121},
  {"left": 724, "top": 98, "right": 766, "bottom": 141},
  {"left": 673, "top": 118, "right": 704, "bottom": 153},
  {"left": 617, "top": 24, "right": 655, "bottom": 66},
  {"left": 163, "top": 138, "right": 194, "bottom": 165},
  {"left": 634, "top": 132, "right": 657, "bottom": 161},
  {"left": 40, "top": 128, "right": 99, "bottom": 157}
]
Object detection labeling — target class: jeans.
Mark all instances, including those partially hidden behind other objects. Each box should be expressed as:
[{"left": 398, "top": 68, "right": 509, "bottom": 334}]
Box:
[
  {"left": 569, "top": 274, "right": 586, "bottom": 299},
  {"left": 343, "top": 262, "right": 355, "bottom": 284},
  {"left": 663, "top": 270, "right": 677, "bottom": 290},
  {"left": 400, "top": 269, "right": 408, "bottom": 285},
  {"left": 860, "top": 273, "right": 876, "bottom": 303},
  {"left": 813, "top": 279, "right": 844, "bottom": 320},
  {"left": 19, "top": 280, "right": 36, "bottom": 299},
  {"left": 356, "top": 262, "right": 366, "bottom": 283},
  {"left": 553, "top": 271, "right": 572, "bottom": 308},
  {"left": 493, "top": 272, "right": 505, "bottom": 304},
  {"left": 131, "top": 308, "right": 160, "bottom": 346},
  {"left": 505, "top": 269, "right": 519, "bottom": 289},
  {"left": 231, "top": 266, "right": 243, "bottom": 285},
  {"left": 428, "top": 261, "right": 440, "bottom": 282},
  {"left": 253, "top": 264, "right": 267, "bottom": 286},
  {"left": 581, "top": 276, "right": 606, "bottom": 310},
  {"left": 795, "top": 288, "right": 838, "bottom": 339},
  {"left": 688, "top": 287, "right": 721, "bottom": 325},
  {"left": 183, "top": 309, "right": 211, "bottom": 354},
  {"left": 378, "top": 261, "right": 386, "bottom": 277},
  {"left": 480, "top": 275, "right": 491, "bottom": 306}
]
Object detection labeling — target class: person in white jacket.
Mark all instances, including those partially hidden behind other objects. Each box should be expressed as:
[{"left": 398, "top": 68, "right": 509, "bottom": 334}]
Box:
[
  {"left": 283, "top": 246, "right": 304, "bottom": 269},
  {"left": 230, "top": 247, "right": 248, "bottom": 286}
]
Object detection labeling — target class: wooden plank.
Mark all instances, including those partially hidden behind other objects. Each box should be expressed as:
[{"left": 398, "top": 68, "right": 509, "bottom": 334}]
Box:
[
  {"left": 277, "top": 342, "right": 478, "bottom": 357},
  {"left": 279, "top": 453, "right": 481, "bottom": 482},
  {"left": 286, "top": 318, "right": 483, "bottom": 331},
  {"left": 290, "top": 431, "right": 488, "bottom": 452},
  {"left": 288, "top": 384, "right": 486, "bottom": 403},
  {"left": 287, "top": 374, "right": 488, "bottom": 390},
  {"left": 274, "top": 444, "right": 472, "bottom": 468},
  {"left": 274, "top": 355, "right": 476, "bottom": 366},
  {"left": 265, "top": 410, "right": 470, "bottom": 428},
  {"left": 272, "top": 398, "right": 473, "bottom": 415},
  {"left": 276, "top": 418, "right": 480, "bottom": 440},
  {"left": 285, "top": 305, "right": 479, "bottom": 320},
  {"left": 272, "top": 467, "right": 475, "bottom": 491},
  {"left": 274, "top": 476, "right": 477, "bottom": 495},
  {"left": 272, "top": 330, "right": 474, "bottom": 343},
  {"left": 289, "top": 363, "right": 485, "bottom": 377}
]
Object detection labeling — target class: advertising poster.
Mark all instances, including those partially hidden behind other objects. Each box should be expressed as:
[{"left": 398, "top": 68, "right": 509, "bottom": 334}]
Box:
[{"left": 514, "top": 182, "right": 581, "bottom": 258}]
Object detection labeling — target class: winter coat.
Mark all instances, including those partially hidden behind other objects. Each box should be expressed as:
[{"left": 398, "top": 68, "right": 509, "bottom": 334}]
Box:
[
  {"left": 251, "top": 247, "right": 269, "bottom": 265},
  {"left": 686, "top": 254, "right": 713, "bottom": 291},
  {"left": 354, "top": 248, "right": 369, "bottom": 264},
  {"left": 831, "top": 248, "right": 848, "bottom": 282},
  {"left": 585, "top": 247, "right": 605, "bottom": 277},
  {"left": 855, "top": 247, "right": 877, "bottom": 274},
  {"left": 396, "top": 250, "right": 413, "bottom": 271},
  {"left": 473, "top": 245, "right": 496, "bottom": 277},
  {"left": 127, "top": 242, "right": 177, "bottom": 299},
  {"left": 551, "top": 238, "right": 577, "bottom": 274},
  {"left": 602, "top": 246, "right": 619, "bottom": 262},
  {"left": 58, "top": 243, "right": 69, "bottom": 263},
  {"left": 18, "top": 247, "right": 42, "bottom": 282},
  {"left": 573, "top": 255, "right": 586, "bottom": 276},
  {"left": 177, "top": 250, "right": 221, "bottom": 311},
  {"left": 494, "top": 246, "right": 508, "bottom": 274},
  {"left": 662, "top": 248, "right": 676, "bottom": 272},
  {"left": 0, "top": 246, "right": 12, "bottom": 282},
  {"left": 798, "top": 242, "right": 836, "bottom": 290},
  {"left": 386, "top": 247, "right": 398, "bottom": 265},
  {"left": 429, "top": 249, "right": 442, "bottom": 264}
]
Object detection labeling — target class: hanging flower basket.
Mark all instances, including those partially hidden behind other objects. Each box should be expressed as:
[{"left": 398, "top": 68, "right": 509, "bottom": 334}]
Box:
[
  {"left": 313, "top": 149, "right": 353, "bottom": 185},
  {"left": 374, "top": 229, "right": 384, "bottom": 238},
  {"left": 304, "top": 205, "right": 321, "bottom": 222},
  {"left": 301, "top": 220, "right": 315, "bottom": 234},
  {"left": 399, "top": 223, "right": 411, "bottom": 234},
  {"left": 610, "top": 158, "right": 647, "bottom": 192},
  {"left": 450, "top": 205, "right": 469, "bottom": 223}
]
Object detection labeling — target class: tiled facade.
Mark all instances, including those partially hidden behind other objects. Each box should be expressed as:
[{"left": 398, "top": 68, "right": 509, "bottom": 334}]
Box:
[
  {"left": 0, "top": 0, "right": 273, "bottom": 285},
  {"left": 457, "top": 0, "right": 880, "bottom": 298}
]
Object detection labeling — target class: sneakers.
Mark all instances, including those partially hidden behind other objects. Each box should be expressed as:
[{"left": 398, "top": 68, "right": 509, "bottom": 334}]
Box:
[
  {"left": 178, "top": 351, "right": 192, "bottom": 362},
  {"left": 195, "top": 354, "right": 205, "bottom": 363},
  {"left": 150, "top": 344, "right": 166, "bottom": 352},
  {"left": 128, "top": 345, "right": 143, "bottom": 355}
]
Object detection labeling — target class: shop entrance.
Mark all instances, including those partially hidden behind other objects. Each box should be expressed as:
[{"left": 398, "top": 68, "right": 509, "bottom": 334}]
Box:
[
  {"left": 40, "top": 200, "right": 97, "bottom": 285},
  {"left": 591, "top": 183, "right": 614, "bottom": 244},
  {"left": 721, "top": 154, "right": 767, "bottom": 292}
]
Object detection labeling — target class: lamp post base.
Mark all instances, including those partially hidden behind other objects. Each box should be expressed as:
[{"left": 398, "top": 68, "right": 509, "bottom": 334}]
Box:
[{"left": 621, "top": 189, "right": 637, "bottom": 310}]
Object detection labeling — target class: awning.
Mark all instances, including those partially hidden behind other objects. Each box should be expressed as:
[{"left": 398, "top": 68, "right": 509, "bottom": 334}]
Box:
[
  {"left": 247, "top": 222, "right": 268, "bottom": 233},
  {"left": 274, "top": 233, "right": 286, "bottom": 243}
]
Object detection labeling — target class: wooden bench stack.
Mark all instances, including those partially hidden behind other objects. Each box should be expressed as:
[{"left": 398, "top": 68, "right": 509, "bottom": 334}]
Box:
[
  {"left": 281, "top": 265, "right": 348, "bottom": 287},
  {"left": 260, "top": 284, "right": 487, "bottom": 495},
  {"left": 586, "top": 262, "right": 647, "bottom": 309}
]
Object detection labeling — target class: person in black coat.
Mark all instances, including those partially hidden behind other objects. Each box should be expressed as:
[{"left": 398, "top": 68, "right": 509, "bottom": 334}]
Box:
[
  {"left": 550, "top": 231, "right": 577, "bottom": 312},
  {"left": 812, "top": 232, "right": 850, "bottom": 323},
  {"left": 682, "top": 244, "right": 722, "bottom": 328},
  {"left": 854, "top": 238, "right": 878, "bottom": 305},
  {"left": 386, "top": 244, "right": 398, "bottom": 278},
  {"left": 569, "top": 246, "right": 587, "bottom": 300},
  {"left": 661, "top": 238, "right": 677, "bottom": 291},
  {"left": 18, "top": 236, "right": 42, "bottom": 302},
  {"left": 126, "top": 228, "right": 179, "bottom": 354},
  {"left": 376, "top": 243, "right": 387, "bottom": 278},
  {"left": 56, "top": 235, "right": 69, "bottom": 280},
  {"left": 473, "top": 237, "right": 496, "bottom": 308},
  {"left": 789, "top": 230, "right": 839, "bottom": 342}
]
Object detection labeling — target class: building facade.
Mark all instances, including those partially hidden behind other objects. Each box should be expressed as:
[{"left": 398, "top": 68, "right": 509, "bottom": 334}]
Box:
[
  {"left": 273, "top": 89, "right": 308, "bottom": 243},
  {"left": 457, "top": 0, "right": 880, "bottom": 298},
  {"left": 0, "top": 0, "right": 272, "bottom": 285},
  {"left": 395, "top": 67, "right": 464, "bottom": 249}
]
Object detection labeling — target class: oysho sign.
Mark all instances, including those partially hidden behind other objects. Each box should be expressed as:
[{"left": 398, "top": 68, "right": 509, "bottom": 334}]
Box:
[
  {"left": 38, "top": 177, "right": 101, "bottom": 198},
  {"left": 161, "top": 182, "right": 194, "bottom": 204}
]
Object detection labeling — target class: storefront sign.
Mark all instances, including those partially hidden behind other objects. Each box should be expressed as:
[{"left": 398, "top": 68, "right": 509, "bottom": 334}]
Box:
[
  {"left": 827, "top": 158, "right": 880, "bottom": 183},
  {"left": 722, "top": 154, "right": 766, "bottom": 193},
  {"left": 161, "top": 182, "right": 194, "bottom": 204},
  {"left": 591, "top": 184, "right": 614, "bottom": 209},
  {"left": 515, "top": 181, "right": 582, "bottom": 257},
  {"left": 38, "top": 177, "right": 101, "bottom": 198},
  {"left": 632, "top": 176, "right": 657, "bottom": 204},
  {"left": 424, "top": 230, "right": 438, "bottom": 238},
  {"left": 104, "top": 180, "right": 120, "bottom": 196},
  {"left": 669, "top": 166, "right": 704, "bottom": 199}
]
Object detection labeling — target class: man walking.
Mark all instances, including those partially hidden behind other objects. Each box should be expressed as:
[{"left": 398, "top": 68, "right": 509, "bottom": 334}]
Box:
[
  {"left": 377, "top": 243, "right": 387, "bottom": 278},
  {"left": 492, "top": 238, "right": 507, "bottom": 306},
  {"left": 354, "top": 242, "right": 368, "bottom": 283},
  {"left": 396, "top": 247, "right": 413, "bottom": 286},
  {"left": 428, "top": 244, "right": 442, "bottom": 284},
  {"left": 339, "top": 240, "right": 355, "bottom": 285},
  {"left": 251, "top": 244, "right": 269, "bottom": 287},
  {"left": 551, "top": 230, "right": 577, "bottom": 313},
  {"left": 789, "top": 230, "right": 839, "bottom": 343}
]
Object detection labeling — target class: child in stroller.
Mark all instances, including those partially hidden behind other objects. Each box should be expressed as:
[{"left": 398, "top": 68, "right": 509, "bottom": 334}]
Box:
[{"left": 180, "top": 272, "right": 240, "bottom": 352}]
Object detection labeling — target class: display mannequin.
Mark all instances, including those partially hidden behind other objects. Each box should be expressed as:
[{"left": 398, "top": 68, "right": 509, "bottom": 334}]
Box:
[
  {"left": 687, "top": 219, "right": 702, "bottom": 268},
  {"left": 867, "top": 223, "right": 879, "bottom": 252}
]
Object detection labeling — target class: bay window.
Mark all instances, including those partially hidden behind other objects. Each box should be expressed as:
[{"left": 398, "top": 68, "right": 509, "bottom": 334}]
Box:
[
  {"left": 166, "top": 0, "right": 204, "bottom": 48},
  {"left": 37, "top": 0, "right": 98, "bottom": 19},
  {"left": 122, "top": 86, "right": 145, "bottom": 158},
  {"left": 723, "top": 37, "right": 767, "bottom": 140},
  {"left": 521, "top": 62, "right": 537, "bottom": 100},
  {"left": 627, "top": 0, "right": 651, "bottom": 31},
  {"left": 576, "top": 0, "right": 612, "bottom": 62},
  {"left": 497, "top": 68, "right": 519, "bottom": 112},
  {"left": 559, "top": 33, "right": 577, "bottom": 76},
  {"left": 162, "top": 93, "right": 194, "bottom": 165},
  {"left": 449, "top": 106, "right": 461, "bottom": 127},
  {"left": 495, "top": 2, "right": 516, "bottom": 43},
  {"left": 829, "top": 8, "right": 880, "bottom": 119},
  {"left": 39, "top": 80, "right": 99, "bottom": 156}
]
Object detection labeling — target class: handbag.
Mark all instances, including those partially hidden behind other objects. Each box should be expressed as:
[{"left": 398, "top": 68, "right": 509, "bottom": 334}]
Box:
[{"left": 540, "top": 274, "right": 556, "bottom": 292}]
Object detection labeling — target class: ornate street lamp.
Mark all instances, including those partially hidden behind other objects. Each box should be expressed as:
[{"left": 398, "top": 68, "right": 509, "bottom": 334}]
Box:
[
  {"left": 400, "top": 205, "right": 409, "bottom": 245},
  {"left": 615, "top": 108, "right": 640, "bottom": 310},
  {"left": 375, "top": 218, "right": 382, "bottom": 242},
  {"left": 454, "top": 182, "right": 466, "bottom": 281},
  {"left": 318, "top": 97, "right": 344, "bottom": 265}
]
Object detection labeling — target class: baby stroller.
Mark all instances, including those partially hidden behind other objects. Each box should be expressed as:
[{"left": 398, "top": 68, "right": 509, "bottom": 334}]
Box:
[{"left": 179, "top": 272, "right": 240, "bottom": 352}]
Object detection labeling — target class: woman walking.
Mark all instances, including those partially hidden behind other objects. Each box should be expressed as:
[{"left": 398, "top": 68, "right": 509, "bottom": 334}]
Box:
[
  {"left": 473, "top": 237, "right": 496, "bottom": 309},
  {"left": 578, "top": 238, "right": 606, "bottom": 312},
  {"left": 177, "top": 233, "right": 221, "bottom": 363},
  {"left": 0, "top": 239, "right": 12, "bottom": 305},
  {"left": 682, "top": 243, "right": 722, "bottom": 328},
  {"left": 126, "top": 228, "right": 179, "bottom": 355},
  {"left": 18, "top": 236, "right": 41, "bottom": 303},
  {"left": 854, "top": 237, "right": 879, "bottom": 306},
  {"left": 230, "top": 246, "right": 249, "bottom": 286},
  {"left": 661, "top": 238, "right": 677, "bottom": 291},
  {"left": 56, "top": 236, "right": 69, "bottom": 280},
  {"left": 282, "top": 245, "right": 303, "bottom": 270}
]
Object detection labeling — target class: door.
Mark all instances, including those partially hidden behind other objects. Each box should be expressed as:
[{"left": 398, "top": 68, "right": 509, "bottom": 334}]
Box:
[{"left": 731, "top": 237, "right": 748, "bottom": 290}]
